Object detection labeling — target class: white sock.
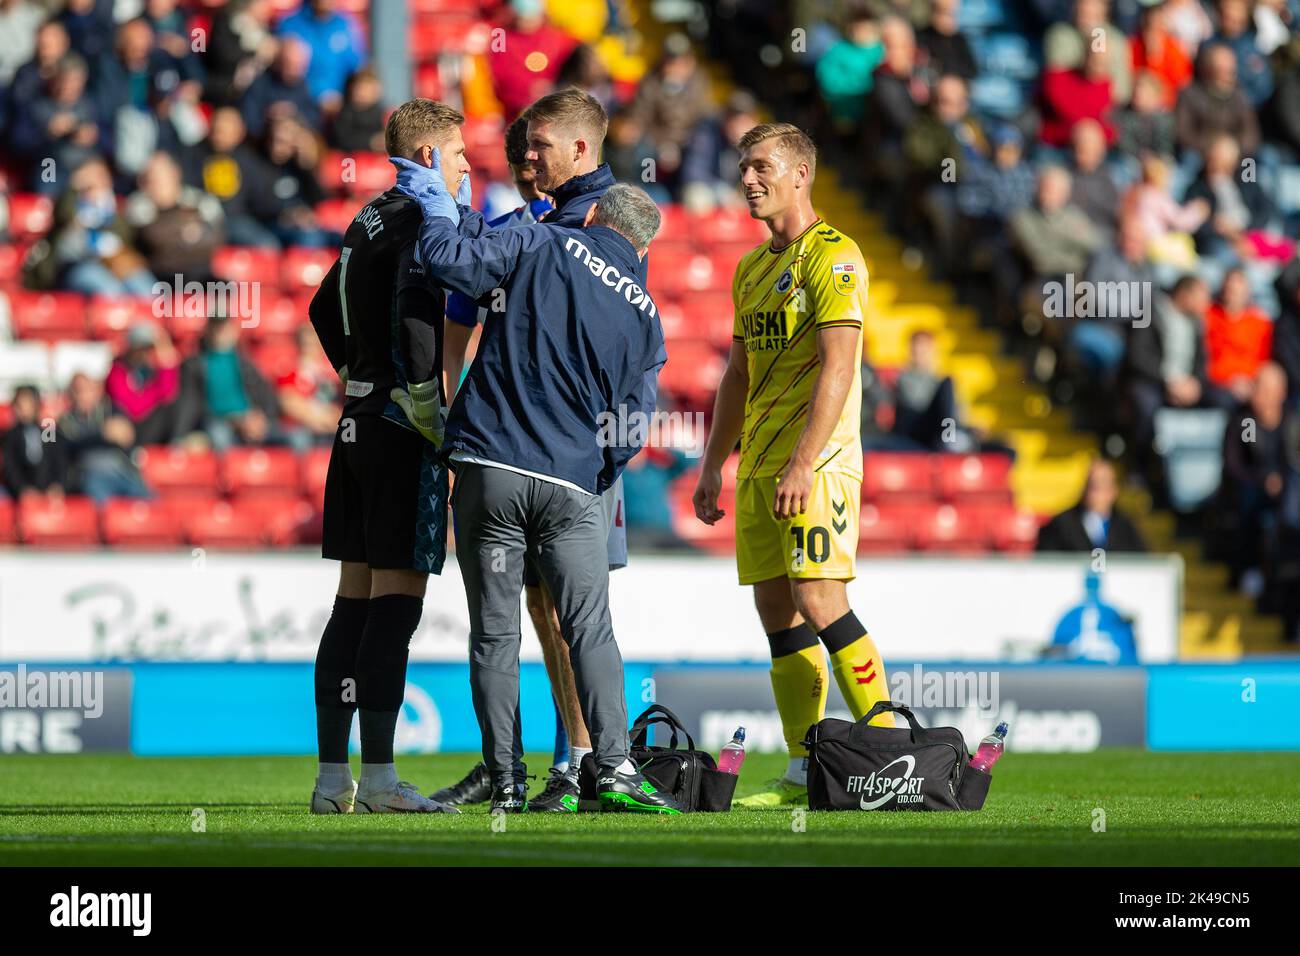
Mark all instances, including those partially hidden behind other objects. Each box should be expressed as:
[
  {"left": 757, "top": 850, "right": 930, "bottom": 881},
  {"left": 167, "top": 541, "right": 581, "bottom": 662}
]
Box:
[
  {"left": 316, "top": 762, "right": 353, "bottom": 791},
  {"left": 552, "top": 760, "right": 570, "bottom": 776},
  {"left": 359, "top": 762, "right": 398, "bottom": 792},
  {"left": 616, "top": 757, "right": 636, "bottom": 774},
  {"left": 566, "top": 746, "right": 591, "bottom": 782},
  {"left": 784, "top": 756, "right": 808, "bottom": 786}
]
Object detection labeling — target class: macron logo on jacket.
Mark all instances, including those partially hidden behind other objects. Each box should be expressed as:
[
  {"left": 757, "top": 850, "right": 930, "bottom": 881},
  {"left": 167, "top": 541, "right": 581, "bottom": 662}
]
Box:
[{"left": 564, "top": 236, "right": 658, "bottom": 319}]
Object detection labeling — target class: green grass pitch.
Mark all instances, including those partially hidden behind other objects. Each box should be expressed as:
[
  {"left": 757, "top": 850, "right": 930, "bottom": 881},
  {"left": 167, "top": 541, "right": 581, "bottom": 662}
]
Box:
[{"left": 1, "top": 751, "right": 1297, "bottom": 866}]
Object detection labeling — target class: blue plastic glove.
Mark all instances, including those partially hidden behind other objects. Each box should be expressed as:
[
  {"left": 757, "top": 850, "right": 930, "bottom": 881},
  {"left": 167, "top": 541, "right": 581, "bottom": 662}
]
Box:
[{"left": 390, "top": 151, "right": 470, "bottom": 223}]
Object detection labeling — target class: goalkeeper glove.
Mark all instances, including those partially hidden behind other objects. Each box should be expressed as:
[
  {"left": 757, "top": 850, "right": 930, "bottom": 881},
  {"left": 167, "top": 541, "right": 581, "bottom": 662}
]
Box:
[{"left": 390, "top": 379, "right": 447, "bottom": 447}]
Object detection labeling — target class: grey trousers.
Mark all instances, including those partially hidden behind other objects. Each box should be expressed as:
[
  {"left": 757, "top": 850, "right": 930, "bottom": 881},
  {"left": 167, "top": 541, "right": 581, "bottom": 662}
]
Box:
[{"left": 452, "top": 462, "right": 629, "bottom": 783}]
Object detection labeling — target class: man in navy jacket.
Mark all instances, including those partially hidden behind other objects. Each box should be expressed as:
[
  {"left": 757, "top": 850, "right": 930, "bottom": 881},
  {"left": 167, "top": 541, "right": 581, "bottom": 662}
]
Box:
[{"left": 394, "top": 154, "right": 678, "bottom": 813}]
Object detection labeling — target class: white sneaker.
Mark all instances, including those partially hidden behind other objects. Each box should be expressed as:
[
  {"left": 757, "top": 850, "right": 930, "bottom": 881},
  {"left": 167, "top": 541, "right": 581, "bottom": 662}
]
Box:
[
  {"left": 355, "top": 780, "right": 460, "bottom": 814},
  {"left": 311, "top": 779, "right": 358, "bottom": 814}
]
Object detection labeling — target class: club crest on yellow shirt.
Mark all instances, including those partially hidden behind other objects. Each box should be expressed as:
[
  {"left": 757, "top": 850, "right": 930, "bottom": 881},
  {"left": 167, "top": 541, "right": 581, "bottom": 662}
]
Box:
[{"left": 831, "top": 262, "right": 857, "bottom": 296}]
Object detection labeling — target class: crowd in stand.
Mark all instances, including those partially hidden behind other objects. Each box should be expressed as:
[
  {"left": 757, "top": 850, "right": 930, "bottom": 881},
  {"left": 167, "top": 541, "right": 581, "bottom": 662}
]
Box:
[
  {"left": 0, "top": 0, "right": 760, "bottom": 548},
  {"left": 775, "top": 0, "right": 1300, "bottom": 636}
]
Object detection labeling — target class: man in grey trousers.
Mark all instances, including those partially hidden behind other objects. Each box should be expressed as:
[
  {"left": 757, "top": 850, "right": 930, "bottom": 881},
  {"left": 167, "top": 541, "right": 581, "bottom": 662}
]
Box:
[{"left": 393, "top": 154, "right": 680, "bottom": 814}]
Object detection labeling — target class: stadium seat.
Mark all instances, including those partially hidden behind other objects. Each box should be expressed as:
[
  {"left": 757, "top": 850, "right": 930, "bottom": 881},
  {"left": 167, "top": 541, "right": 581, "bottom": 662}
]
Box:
[
  {"left": 50, "top": 341, "right": 114, "bottom": 388},
  {"left": 5, "top": 193, "right": 53, "bottom": 241},
  {"left": 909, "top": 502, "right": 988, "bottom": 553},
  {"left": 301, "top": 446, "right": 332, "bottom": 504},
  {"left": 240, "top": 496, "right": 318, "bottom": 546},
  {"left": 183, "top": 499, "right": 267, "bottom": 548},
  {"left": 0, "top": 497, "right": 14, "bottom": 543},
  {"left": 17, "top": 495, "right": 99, "bottom": 547},
  {"left": 138, "top": 446, "right": 219, "bottom": 495},
  {"left": 689, "top": 207, "right": 767, "bottom": 247},
  {"left": 0, "top": 243, "right": 27, "bottom": 286},
  {"left": 87, "top": 296, "right": 155, "bottom": 344},
  {"left": 982, "top": 505, "right": 1043, "bottom": 553},
  {"left": 246, "top": 291, "right": 310, "bottom": 341},
  {"left": 935, "top": 453, "right": 1014, "bottom": 504},
  {"left": 314, "top": 198, "right": 361, "bottom": 236},
  {"left": 318, "top": 151, "right": 393, "bottom": 197},
  {"left": 656, "top": 205, "right": 691, "bottom": 245},
  {"left": 668, "top": 457, "right": 738, "bottom": 554},
  {"left": 861, "top": 452, "right": 936, "bottom": 503},
  {"left": 857, "top": 502, "right": 912, "bottom": 554},
  {"left": 659, "top": 340, "right": 726, "bottom": 407},
  {"left": 678, "top": 291, "right": 735, "bottom": 348},
  {"left": 250, "top": 339, "right": 299, "bottom": 382},
  {"left": 6, "top": 290, "right": 88, "bottom": 341},
  {"left": 100, "top": 498, "right": 185, "bottom": 548},
  {"left": 212, "top": 246, "right": 281, "bottom": 286},
  {"left": 280, "top": 247, "right": 336, "bottom": 292},
  {"left": 414, "top": 61, "right": 443, "bottom": 101},
  {"left": 221, "top": 447, "right": 302, "bottom": 498},
  {"left": 410, "top": 15, "right": 488, "bottom": 60}
]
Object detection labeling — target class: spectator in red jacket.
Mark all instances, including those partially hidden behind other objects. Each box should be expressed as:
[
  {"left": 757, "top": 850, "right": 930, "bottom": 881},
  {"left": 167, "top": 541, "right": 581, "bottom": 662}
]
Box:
[
  {"left": 1205, "top": 267, "right": 1274, "bottom": 401},
  {"left": 488, "top": 0, "right": 577, "bottom": 119},
  {"left": 1040, "top": 46, "right": 1116, "bottom": 148},
  {"left": 1130, "top": 1, "right": 1194, "bottom": 110},
  {"left": 104, "top": 323, "right": 182, "bottom": 445}
]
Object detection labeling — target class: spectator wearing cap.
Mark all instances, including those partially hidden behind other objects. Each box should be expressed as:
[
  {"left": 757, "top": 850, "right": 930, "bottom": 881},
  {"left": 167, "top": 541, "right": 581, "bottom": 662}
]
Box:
[
  {"left": 0, "top": 0, "right": 42, "bottom": 88},
  {"left": 276, "top": 0, "right": 366, "bottom": 110},
  {"left": 126, "top": 151, "right": 226, "bottom": 283},
  {"left": 815, "top": 5, "right": 884, "bottom": 127},
  {"left": 680, "top": 90, "right": 759, "bottom": 212},
  {"left": 57, "top": 372, "right": 152, "bottom": 503},
  {"left": 27, "top": 158, "right": 157, "bottom": 298},
  {"left": 176, "top": 315, "right": 282, "bottom": 450},
  {"left": 1175, "top": 42, "right": 1260, "bottom": 156},
  {"left": 328, "top": 66, "right": 385, "bottom": 152},
  {"left": 1205, "top": 267, "right": 1274, "bottom": 403},
  {"left": 916, "top": 0, "right": 976, "bottom": 80},
  {"left": 1036, "top": 458, "right": 1147, "bottom": 552},
  {"left": 1212, "top": 0, "right": 1274, "bottom": 107},
  {"left": 627, "top": 33, "right": 714, "bottom": 193},
  {"left": 1, "top": 385, "right": 66, "bottom": 499},
  {"left": 1116, "top": 70, "right": 1178, "bottom": 160},
  {"left": 488, "top": 0, "right": 578, "bottom": 120},
  {"left": 1044, "top": 0, "right": 1133, "bottom": 105},
  {"left": 105, "top": 323, "right": 182, "bottom": 445},
  {"left": 1130, "top": 1, "right": 1194, "bottom": 110},
  {"left": 1040, "top": 46, "right": 1117, "bottom": 148},
  {"left": 240, "top": 34, "right": 320, "bottom": 138}
]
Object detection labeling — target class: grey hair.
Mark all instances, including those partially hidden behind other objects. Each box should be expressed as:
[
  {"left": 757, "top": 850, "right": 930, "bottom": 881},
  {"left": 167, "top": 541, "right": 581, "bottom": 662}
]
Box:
[{"left": 592, "top": 184, "right": 662, "bottom": 252}]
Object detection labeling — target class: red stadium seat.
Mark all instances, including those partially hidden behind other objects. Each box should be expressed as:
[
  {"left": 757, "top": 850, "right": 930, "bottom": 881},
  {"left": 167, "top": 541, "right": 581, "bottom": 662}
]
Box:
[
  {"left": 861, "top": 452, "right": 936, "bottom": 503},
  {"left": 410, "top": 15, "right": 489, "bottom": 60},
  {"left": 659, "top": 340, "right": 726, "bottom": 408},
  {"left": 246, "top": 290, "right": 310, "bottom": 341},
  {"left": 240, "top": 496, "right": 319, "bottom": 546},
  {"left": 319, "top": 151, "right": 394, "bottom": 197},
  {"left": 314, "top": 197, "right": 361, "bottom": 236},
  {"left": 689, "top": 206, "right": 768, "bottom": 247},
  {"left": 656, "top": 205, "right": 691, "bottom": 245},
  {"left": 221, "top": 447, "right": 301, "bottom": 498},
  {"left": 280, "top": 247, "right": 336, "bottom": 292},
  {"left": 212, "top": 246, "right": 282, "bottom": 286},
  {"left": 138, "top": 446, "right": 219, "bottom": 495},
  {"left": 0, "top": 243, "right": 28, "bottom": 286},
  {"left": 857, "top": 502, "right": 912, "bottom": 554},
  {"left": 100, "top": 498, "right": 185, "bottom": 548},
  {"left": 668, "top": 456, "right": 738, "bottom": 554},
  {"left": 6, "top": 290, "right": 87, "bottom": 341},
  {"left": 909, "top": 503, "right": 988, "bottom": 553},
  {"left": 984, "top": 506, "right": 1044, "bottom": 553},
  {"left": 183, "top": 499, "right": 267, "bottom": 548},
  {"left": 935, "top": 453, "right": 1014, "bottom": 504},
  {"left": 87, "top": 296, "right": 155, "bottom": 343},
  {"left": 250, "top": 339, "right": 299, "bottom": 382},
  {"left": 677, "top": 291, "right": 735, "bottom": 348},
  {"left": 0, "top": 497, "right": 14, "bottom": 543},
  {"left": 411, "top": 0, "right": 482, "bottom": 14},
  {"left": 301, "top": 446, "right": 332, "bottom": 505},
  {"left": 17, "top": 495, "right": 99, "bottom": 547},
  {"left": 6, "top": 193, "right": 53, "bottom": 241}
]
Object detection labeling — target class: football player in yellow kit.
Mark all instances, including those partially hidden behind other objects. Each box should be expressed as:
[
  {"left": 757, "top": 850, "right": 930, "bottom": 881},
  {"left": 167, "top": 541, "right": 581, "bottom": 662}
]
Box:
[{"left": 693, "top": 123, "right": 893, "bottom": 807}]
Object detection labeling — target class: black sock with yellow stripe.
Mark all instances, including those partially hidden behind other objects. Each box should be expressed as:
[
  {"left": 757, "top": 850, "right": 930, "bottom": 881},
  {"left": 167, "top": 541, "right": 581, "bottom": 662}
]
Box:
[
  {"left": 766, "top": 624, "right": 828, "bottom": 758},
  {"left": 818, "top": 612, "right": 892, "bottom": 727}
]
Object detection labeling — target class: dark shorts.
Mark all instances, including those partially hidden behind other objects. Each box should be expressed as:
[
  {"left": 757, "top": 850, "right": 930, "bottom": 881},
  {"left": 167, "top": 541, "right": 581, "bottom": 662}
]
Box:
[{"left": 322, "top": 414, "right": 448, "bottom": 574}]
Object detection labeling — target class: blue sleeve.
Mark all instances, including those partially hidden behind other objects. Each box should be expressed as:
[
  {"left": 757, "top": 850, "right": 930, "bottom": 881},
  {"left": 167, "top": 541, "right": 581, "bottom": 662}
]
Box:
[
  {"left": 445, "top": 291, "right": 479, "bottom": 327},
  {"left": 605, "top": 324, "right": 667, "bottom": 480},
  {"left": 414, "top": 211, "right": 549, "bottom": 300}
]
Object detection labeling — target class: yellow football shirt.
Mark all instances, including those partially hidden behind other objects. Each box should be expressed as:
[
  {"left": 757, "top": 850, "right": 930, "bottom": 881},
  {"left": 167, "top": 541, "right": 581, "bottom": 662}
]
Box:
[{"left": 731, "top": 218, "right": 866, "bottom": 481}]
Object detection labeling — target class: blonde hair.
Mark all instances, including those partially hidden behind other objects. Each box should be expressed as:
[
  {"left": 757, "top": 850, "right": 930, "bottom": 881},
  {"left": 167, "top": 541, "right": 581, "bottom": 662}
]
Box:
[
  {"left": 384, "top": 98, "right": 465, "bottom": 158},
  {"left": 737, "top": 122, "right": 818, "bottom": 181}
]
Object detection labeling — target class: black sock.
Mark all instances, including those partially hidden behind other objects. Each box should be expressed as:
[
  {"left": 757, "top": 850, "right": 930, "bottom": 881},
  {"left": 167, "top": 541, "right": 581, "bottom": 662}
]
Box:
[
  {"left": 355, "top": 593, "right": 423, "bottom": 765},
  {"left": 314, "top": 595, "right": 369, "bottom": 763}
]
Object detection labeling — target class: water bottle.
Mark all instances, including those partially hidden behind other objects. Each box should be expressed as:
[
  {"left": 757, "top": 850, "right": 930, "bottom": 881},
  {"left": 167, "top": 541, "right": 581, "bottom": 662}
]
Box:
[
  {"left": 969, "top": 722, "right": 1008, "bottom": 773},
  {"left": 717, "top": 727, "right": 746, "bottom": 775}
]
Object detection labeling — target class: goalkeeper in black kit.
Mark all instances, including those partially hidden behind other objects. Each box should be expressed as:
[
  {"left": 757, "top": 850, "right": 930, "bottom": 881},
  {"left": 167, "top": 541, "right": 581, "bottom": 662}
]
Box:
[{"left": 304, "top": 99, "right": 472, "bottom": 813}]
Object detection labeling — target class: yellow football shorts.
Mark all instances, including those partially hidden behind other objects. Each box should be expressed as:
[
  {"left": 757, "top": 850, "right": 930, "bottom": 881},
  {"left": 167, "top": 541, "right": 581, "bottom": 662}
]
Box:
[{"left": 735, "top": 472, "right": 860, "bottom": 585}]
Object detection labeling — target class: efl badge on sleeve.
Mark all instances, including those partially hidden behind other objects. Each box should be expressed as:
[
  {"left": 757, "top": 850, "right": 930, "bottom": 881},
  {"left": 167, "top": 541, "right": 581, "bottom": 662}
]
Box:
[{"left": 831, "top": 262, "right": 857, "bottom": 296}]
